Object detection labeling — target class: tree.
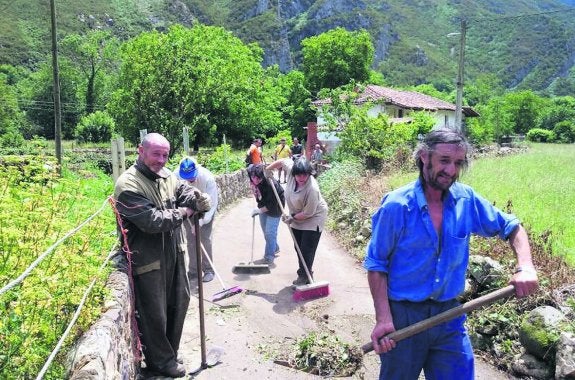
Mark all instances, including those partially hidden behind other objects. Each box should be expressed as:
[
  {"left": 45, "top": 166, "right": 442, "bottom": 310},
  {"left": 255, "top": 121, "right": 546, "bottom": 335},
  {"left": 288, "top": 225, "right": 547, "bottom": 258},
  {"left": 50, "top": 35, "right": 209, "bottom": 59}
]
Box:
[
  {"left": 478, "top": 97, "right": 513, "bottom": 142},
  {"left": 60, "top": 31, "right": 120, "bottom": 115},
  {"left": 271, "top": 68, "right": 314, "bottom": 138},
  {"left": 465, "top": 74, "right": 505, "bottom": 107},
  {"left": 500, "top": 90, "right": 544, "bottom": 135},
  {"left": 109, "top": 24, "right": 283, "bottom": 152},
  {"left": 0, "top": 74, "right": 25, "bottom": 147},
  {"left": 17, "top": 60, "right": 82, "bottom": 139},
  {"left": 301, "top": 28, "right": 374, "bottom": 95},
  {"left": 536, "top": 96, "right": 575, "bottom": 131}
]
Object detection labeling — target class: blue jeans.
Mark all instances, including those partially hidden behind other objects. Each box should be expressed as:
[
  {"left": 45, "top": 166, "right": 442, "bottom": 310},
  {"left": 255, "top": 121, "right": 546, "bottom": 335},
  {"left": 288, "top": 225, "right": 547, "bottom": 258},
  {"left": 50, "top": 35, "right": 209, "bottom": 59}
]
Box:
[
  {"left": 379, "top": 299, "right": 474, "bottom": 380},
  {"left": 258, "top": 213, "right": 280, "bottom": 262}
]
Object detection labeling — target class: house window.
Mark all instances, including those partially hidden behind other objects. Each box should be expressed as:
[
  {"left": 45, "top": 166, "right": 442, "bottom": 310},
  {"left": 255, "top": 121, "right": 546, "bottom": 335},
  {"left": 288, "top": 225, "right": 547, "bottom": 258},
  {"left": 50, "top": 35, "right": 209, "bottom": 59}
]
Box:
[
  {"left": 444, "top": 115, "right": 448, "bottom": 127},
  {"left": 398, "top": 109, "right": 403, "bottom": 118}
]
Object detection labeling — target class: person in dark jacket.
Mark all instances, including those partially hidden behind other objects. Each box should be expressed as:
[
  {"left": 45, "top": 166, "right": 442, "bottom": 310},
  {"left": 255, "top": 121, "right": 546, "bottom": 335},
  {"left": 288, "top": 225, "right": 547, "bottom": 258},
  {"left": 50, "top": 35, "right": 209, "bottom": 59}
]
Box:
[
  {"left": 248, "top": 164, "right": 285, "bottom": 265},
  {"left": 113, "top": 133, "right": 211, "bottom": 378}
]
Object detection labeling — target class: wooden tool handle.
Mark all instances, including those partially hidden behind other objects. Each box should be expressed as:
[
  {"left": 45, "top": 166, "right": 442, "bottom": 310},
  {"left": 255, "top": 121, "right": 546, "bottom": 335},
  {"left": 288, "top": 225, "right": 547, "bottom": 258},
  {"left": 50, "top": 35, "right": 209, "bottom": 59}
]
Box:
[{"left": 362, "top": 285, "right": 516, "bottom": 353}]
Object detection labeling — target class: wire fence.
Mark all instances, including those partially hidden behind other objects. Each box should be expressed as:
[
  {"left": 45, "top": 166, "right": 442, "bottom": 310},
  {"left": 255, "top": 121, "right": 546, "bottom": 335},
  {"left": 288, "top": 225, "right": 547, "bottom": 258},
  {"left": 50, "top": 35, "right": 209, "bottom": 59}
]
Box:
[{"left": 0, "top": 196, "right": 118, "bottom": 379}]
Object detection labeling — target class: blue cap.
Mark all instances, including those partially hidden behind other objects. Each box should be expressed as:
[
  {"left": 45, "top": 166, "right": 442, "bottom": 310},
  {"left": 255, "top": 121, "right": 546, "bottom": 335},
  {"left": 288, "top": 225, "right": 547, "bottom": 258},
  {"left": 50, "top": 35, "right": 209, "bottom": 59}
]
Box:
[{"left": 179, "top": 157, "right": 198, "bottom": 180}]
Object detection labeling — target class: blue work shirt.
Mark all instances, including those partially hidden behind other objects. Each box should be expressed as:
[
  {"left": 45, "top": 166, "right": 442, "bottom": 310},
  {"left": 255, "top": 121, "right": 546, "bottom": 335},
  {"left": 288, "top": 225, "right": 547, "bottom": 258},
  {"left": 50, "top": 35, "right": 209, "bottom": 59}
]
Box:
[{"left": 364, "top": 178, "right": 520, "bottom": 302}]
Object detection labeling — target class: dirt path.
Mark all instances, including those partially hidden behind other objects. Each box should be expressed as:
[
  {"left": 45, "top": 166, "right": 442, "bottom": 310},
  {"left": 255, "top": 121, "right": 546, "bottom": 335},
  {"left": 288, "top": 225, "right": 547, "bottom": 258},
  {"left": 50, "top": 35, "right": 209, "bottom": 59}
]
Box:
[{"left": 177, "top": 196, "right": 516, "bottom": 379}]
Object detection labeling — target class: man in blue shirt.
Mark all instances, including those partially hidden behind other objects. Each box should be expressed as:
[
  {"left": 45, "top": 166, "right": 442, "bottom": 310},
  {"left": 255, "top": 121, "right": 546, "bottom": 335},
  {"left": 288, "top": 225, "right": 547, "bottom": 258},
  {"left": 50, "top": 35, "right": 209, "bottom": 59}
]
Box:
[{"left": 364, "top": 128, "right": 538, "bottom": 380}]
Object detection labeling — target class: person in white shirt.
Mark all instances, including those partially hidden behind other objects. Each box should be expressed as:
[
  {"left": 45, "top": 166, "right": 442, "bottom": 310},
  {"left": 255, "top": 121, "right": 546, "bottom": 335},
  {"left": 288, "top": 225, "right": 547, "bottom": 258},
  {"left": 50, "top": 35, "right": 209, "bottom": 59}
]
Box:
[{"left": 174, "top": 157, "right": 219, "bottom": 283}]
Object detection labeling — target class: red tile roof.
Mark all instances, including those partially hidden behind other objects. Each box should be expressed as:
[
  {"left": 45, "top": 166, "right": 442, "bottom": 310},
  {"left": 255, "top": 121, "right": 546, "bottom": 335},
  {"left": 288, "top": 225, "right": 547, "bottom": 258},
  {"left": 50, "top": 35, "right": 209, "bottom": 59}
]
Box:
[
  {"left": 359, "top": 85, "right": 456, "bottom": 111},
  {"left": 312, "top": 85, "right": 479, "bottom": 117}
]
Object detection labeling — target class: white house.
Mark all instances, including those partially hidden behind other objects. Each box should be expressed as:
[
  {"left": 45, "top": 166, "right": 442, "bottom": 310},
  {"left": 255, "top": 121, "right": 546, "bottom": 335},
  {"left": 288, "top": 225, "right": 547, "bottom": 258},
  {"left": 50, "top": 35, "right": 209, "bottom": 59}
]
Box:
[{"left": 309, "top": 85, "right": 479, "bottom": 153}]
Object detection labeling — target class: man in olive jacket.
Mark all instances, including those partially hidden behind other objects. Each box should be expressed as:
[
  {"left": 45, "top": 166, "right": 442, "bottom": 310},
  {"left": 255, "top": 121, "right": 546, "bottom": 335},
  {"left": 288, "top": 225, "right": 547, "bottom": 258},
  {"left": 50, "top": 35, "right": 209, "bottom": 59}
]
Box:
[{"left": 114, "top": 133, "right": 211, "bottom": 378}]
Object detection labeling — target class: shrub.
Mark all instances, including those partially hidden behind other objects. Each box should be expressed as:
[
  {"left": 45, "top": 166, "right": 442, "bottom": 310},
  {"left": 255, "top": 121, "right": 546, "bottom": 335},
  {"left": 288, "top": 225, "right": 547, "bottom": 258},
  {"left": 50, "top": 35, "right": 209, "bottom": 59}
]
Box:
[
  {"left": 75, "top": 111, "right": 115, "bottom": 144},
  {"left": 336, "top": 107, "right": 416, "bottom": 170},
  {"left": 552, "top": 121, "right": 575, "bottom": 143},
  {"left": 196, "top": 144, "right": 244, "bottom": 174},
  {"left": 526, "top": 128, "right": 554, "bottom": 142}
]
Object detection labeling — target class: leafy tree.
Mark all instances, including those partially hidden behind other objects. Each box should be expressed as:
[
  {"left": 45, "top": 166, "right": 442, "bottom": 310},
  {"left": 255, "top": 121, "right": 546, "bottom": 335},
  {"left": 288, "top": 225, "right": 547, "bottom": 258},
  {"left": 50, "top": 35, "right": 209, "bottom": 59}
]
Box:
[
  {"left": 536, "top": 96, "right": 575, "bottom": 131},
  {"left": 271, "top": 68, "right": 314, "bottom": 138},
  {"left": 60, "top": 30, "right": 120, "bottom": 115},
  {"left": 465, "top": 73, "right": 505, "bottom": 107},
  {"left": 315, "top": 82, "right": 361, "bottom": 132},
  {"left": 501, "top": 90, "right": 544, "bottom": 135},
  {"left": 17, "top": 60, "right": 82, "bottom": 139},
  {"left": 0, "top": 74, "right": 25, "bottom": 147},
  {"left": 109, "top": 24, "right": 282, "bottom": 152},
  {"left": 479, "top": 97, "right": 513, "bottom": 142},
  {"left": 301, "top": 28, "right": 374, "bottom": 95},
  {"left": 553, "top": 120, "right": 575, "bottom": 143}
]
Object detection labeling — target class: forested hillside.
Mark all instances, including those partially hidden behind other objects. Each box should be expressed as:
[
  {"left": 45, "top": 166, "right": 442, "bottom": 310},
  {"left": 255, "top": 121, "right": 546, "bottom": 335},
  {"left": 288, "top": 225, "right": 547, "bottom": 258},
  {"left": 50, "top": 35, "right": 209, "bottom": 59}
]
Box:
[{"left": 1, "top": 0, "right": 575, "bottom": 92}]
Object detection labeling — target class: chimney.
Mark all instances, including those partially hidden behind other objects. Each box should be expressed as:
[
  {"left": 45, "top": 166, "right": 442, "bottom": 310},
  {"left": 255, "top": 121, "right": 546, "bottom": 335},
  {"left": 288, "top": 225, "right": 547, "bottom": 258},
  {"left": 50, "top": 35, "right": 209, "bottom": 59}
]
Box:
[{"left": 305, "top": 121, "right": 318, "bottom": 160}]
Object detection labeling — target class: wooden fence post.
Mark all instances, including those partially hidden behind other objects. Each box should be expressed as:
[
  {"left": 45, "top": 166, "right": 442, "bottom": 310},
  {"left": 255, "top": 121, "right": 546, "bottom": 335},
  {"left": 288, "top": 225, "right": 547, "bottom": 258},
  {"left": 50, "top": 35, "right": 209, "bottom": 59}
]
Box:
[
  {"left": 183, "top": 127, "right": 190, "bottom": 156},
  {"left": 111, "top": 137, "right": 126, "bottom": 183}
]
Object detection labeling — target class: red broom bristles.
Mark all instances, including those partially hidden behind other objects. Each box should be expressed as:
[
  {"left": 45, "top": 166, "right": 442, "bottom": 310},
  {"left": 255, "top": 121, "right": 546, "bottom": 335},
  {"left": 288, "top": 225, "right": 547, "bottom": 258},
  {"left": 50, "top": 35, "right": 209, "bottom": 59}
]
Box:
[{"left": 292, "top": 282, "right": 330, "bottom": 302}]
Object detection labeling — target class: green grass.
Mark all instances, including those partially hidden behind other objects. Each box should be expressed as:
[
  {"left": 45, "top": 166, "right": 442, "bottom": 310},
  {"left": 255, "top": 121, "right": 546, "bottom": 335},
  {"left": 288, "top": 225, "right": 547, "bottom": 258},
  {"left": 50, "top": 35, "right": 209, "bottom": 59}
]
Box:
[{"left": 388, "top": 143, "right": 575, "bottom": 264}]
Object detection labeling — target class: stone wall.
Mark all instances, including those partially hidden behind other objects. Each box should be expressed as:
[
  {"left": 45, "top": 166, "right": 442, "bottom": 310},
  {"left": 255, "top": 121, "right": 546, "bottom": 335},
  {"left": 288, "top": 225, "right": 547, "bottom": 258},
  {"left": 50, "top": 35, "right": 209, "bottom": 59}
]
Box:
[{"left": 67, "top": 169, "right": 251, "bottom": 379}]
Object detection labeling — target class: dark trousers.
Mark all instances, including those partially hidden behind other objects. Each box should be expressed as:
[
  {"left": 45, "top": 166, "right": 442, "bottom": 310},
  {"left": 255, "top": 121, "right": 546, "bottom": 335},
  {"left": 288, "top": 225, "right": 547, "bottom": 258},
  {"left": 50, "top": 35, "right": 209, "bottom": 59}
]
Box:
[
  {"left": 291, "top": 227, "right": 322, "bottom": 279},
  {"left": 133, "top": 250, "right": 190, "bottom": 371}
]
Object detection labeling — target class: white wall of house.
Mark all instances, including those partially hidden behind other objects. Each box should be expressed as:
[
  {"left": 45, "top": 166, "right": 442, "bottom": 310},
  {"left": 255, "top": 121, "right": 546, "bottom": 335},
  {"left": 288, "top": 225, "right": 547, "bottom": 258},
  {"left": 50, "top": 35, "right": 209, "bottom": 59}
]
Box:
[{"left": 315, "top": 105, "right": 458, "bottom": 154}]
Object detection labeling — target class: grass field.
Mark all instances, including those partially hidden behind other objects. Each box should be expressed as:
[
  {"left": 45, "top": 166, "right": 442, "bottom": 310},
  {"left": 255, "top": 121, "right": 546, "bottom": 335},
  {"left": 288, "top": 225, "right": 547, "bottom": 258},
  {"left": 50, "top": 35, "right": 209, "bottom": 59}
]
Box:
[{"left": 388, "top": 143, "right": 575, "bottom": 264}]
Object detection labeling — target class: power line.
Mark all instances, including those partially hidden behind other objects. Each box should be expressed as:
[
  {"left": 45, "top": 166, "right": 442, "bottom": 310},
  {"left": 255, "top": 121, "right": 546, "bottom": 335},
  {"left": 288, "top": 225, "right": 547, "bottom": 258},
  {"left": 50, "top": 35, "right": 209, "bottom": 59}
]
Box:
[{"left": 469, "top": 6, "right": 575, "bottom": 24}]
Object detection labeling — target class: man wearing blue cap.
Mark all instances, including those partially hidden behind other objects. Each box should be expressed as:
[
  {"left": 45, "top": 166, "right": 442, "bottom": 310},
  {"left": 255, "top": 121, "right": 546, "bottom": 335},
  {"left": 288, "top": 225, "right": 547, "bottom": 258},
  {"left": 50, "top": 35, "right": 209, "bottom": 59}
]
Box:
[{"left": 174, "top": 157, "right": 219, "bottom": 283}]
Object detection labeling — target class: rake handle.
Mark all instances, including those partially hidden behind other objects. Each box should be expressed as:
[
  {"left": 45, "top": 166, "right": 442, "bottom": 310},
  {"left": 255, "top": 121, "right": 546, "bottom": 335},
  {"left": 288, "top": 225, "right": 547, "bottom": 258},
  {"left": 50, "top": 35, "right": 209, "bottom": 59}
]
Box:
[{"left": 362, "top": 285, "right": 516, "bottom": 354}]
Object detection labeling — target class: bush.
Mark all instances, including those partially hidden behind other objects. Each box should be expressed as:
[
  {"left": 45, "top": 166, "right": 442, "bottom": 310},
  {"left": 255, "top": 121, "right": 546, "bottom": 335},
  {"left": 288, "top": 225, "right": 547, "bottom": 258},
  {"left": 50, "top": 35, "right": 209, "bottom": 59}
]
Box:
[
  {"left": 75, "top": 111, "right": 115, "bottom": 144},
  {"left": 196, "top": 144, "right": 245, "bottom": 174},
  {"left": 0, "top": 129, "right": 25, "bottom": 148},
  {"left": 526, "top": 128, "right": 554, "bottom": 142},
  {"left": 336, "top": 107, "right": 416, "bottom": 170},
  {"left": 553, "top": 121, "right": 575, "bottom": 143}
]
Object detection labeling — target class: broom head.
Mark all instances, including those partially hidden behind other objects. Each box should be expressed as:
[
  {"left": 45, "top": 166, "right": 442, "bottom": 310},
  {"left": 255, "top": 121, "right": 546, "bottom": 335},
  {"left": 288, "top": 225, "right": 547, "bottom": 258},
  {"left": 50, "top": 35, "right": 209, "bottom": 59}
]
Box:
[
  {"left": 211, "top": 285, "right": 243, "bottom": 302},
  {"left": 292, "top": 281, "right": 330, "bottom": 302},
  {"left": 232, "top": 262, "right": 271, "bottom": 274}
]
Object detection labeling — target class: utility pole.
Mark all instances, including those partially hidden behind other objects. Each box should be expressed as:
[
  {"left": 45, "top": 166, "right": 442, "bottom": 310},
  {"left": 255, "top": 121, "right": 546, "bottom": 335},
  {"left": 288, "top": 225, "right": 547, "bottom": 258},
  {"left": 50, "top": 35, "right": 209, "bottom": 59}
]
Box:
[
  {"left": 454, "top": 19, "right": 467, "bottom": 133},
  {"left": 50, "top": 0, "right": 62, "bottom": 174}
]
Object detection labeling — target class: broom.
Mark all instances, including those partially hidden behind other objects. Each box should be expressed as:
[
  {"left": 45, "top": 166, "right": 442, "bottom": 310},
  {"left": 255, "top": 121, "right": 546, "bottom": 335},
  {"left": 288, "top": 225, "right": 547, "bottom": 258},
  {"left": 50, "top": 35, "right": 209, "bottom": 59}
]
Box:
[
  {"left": 199, "top": 242, "right": 243, "bottom": 302},
  {"left": 267, "top": 176, "right": 329, "bottom": 301},
  {"left": 186, "top": 219, "right": 243, "bottom": 302}
]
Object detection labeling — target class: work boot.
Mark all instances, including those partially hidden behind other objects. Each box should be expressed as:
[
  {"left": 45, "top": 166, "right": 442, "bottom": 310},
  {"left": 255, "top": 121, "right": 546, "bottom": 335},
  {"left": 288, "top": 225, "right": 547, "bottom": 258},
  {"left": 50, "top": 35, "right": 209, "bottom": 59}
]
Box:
[
  {"left": 147, "top": 361, "right": 186, "bottom": 378},
  {"left": 158, "top": 362, "right": 186, "bottom": 378},
  {"left": 202, "top": 272, "right": 214, "bottom": 282}
]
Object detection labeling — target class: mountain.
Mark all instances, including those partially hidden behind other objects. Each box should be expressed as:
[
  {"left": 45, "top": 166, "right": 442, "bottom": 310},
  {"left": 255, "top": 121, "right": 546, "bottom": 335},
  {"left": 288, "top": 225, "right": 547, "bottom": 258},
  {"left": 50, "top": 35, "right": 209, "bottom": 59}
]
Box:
[{"left": 1, "top": 0, "right": 575, "bottom": 92}]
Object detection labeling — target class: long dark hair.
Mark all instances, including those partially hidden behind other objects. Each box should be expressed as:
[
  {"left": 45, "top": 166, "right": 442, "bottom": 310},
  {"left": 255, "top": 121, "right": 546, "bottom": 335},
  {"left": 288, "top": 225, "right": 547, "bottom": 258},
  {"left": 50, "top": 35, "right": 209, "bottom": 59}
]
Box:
[{"left": 414, "top": 128, "right": 471, "bottom": 175}]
